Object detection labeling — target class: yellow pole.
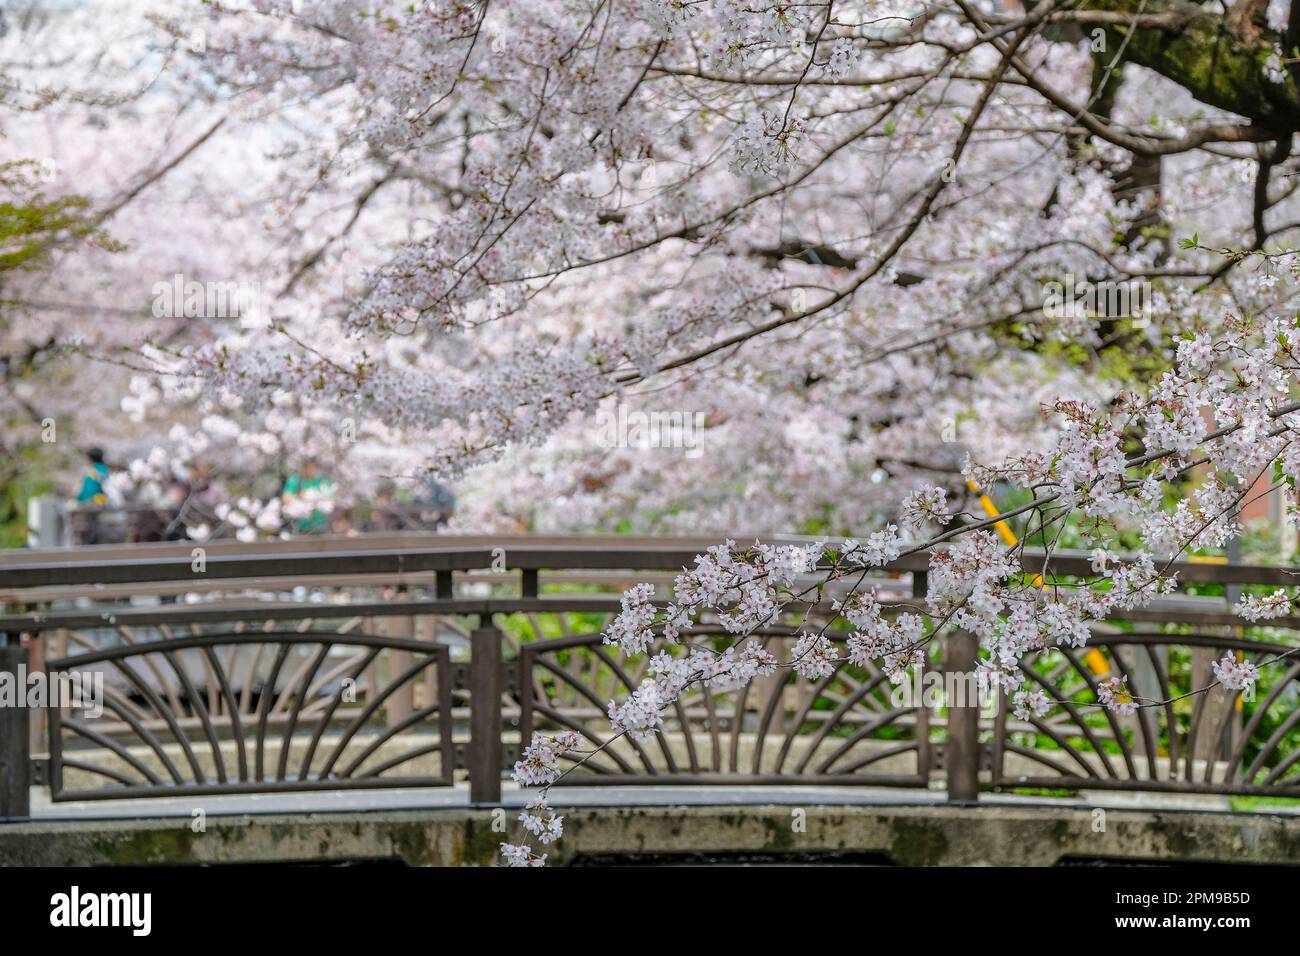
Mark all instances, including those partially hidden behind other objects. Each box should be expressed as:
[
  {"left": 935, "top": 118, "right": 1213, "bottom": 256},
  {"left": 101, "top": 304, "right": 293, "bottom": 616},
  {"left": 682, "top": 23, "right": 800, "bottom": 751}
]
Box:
[{"left": 966, "top": 479, "right": 1019, "bottom": 548}]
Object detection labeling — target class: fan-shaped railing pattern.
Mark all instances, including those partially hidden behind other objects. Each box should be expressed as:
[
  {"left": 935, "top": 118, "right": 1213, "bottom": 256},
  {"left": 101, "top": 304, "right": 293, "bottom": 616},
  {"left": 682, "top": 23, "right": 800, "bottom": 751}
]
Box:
[
  {"left": 518, "top": 629, "right": 932, "bottom": 785},
  {"left": 45, "top": 626, "right": 453, "bottom": 800},
  {"left": 990, "top": 631, "right": 1300, "bottom": 796}
]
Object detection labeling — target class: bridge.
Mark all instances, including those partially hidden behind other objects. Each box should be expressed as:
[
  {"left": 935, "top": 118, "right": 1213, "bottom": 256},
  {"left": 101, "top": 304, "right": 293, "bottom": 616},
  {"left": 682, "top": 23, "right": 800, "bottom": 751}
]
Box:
[{"left": 1, "top": 535, "right": 1298, "bottom": 865}]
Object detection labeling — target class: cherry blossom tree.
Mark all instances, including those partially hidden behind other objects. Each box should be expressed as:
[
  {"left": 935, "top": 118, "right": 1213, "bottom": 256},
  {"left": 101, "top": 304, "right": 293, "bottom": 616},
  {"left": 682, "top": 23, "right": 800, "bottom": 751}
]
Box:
[{"left": 116, "top": 0, "right": 1292, "bottom": 534}]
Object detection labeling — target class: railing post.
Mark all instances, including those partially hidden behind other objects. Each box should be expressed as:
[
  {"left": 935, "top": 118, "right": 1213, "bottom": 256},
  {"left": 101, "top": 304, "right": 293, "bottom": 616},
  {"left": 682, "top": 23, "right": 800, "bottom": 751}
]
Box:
[
  {"left": 945, "top": 629, "right": 980, "bottom": 803},
  {"left": 468, "top": 618, "right": 503, "bottom": 804},
  {"left": 385, "top": 602, "right": 415, "bottom": 728},
  {"left": 0, "top": 633, "right": 31, "bottom": 819},
  {"left": 26, "top": 628, "right": 46, "bottom": 758},
  {"left": 910, "top": 571, "right": 933, "bottom": 779}
]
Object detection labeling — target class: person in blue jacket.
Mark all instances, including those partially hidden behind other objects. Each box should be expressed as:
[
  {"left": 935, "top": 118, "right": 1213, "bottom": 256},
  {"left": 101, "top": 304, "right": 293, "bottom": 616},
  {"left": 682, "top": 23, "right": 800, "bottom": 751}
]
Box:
[{"left": 76, "top": 448, "right": 110, "bottom": 506}]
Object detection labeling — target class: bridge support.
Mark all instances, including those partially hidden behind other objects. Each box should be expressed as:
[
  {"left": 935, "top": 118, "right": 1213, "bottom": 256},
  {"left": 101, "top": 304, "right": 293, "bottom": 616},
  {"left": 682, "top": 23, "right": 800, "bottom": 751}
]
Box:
[
  {"left": 945, "top": 630, "right": 980, "bottom": 803},
  {"left": 0, "top": 635, "right": 31, "bottom": 819},
  {"left": 383, "top": 612, "right": 415, "bottom": 729},
  {"left": 468, "top": 621, "right": 503, "bottom": 805}
]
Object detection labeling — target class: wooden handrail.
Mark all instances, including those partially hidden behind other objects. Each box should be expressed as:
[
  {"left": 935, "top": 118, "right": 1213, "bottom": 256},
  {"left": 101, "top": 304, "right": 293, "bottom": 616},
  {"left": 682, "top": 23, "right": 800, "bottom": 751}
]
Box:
[{"left": 1, "top": 534, "right": 1297, "bottom": 590}]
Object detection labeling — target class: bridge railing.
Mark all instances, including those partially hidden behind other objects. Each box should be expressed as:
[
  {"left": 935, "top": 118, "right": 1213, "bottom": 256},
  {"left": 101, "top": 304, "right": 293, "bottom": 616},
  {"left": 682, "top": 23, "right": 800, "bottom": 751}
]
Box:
[{"left": 1, "top": 536, "right": 1297, "bottom": 818}]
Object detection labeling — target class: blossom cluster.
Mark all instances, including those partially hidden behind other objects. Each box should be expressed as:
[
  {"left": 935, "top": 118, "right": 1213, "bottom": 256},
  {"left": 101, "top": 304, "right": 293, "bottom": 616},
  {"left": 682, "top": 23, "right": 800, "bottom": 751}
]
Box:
[
  {"left": 500, "top": 731, "right": 583, "bottom": 866},
  {"left": 1235, "top": 589, "right": 1293, "bottom": 623},
  {"left": 1211, "top": 655, "right": 1260, "bottom": 693}
]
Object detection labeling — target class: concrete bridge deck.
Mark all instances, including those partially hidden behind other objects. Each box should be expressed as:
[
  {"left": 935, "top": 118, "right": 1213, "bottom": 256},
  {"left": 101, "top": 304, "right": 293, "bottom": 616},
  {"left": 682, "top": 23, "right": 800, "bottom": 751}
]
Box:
[
  {"left": 2, "top": 784, "right": 1295, "bottom": 867},
  {"left": 3, "top": 790, "right": 1298, "bottom": 866}
]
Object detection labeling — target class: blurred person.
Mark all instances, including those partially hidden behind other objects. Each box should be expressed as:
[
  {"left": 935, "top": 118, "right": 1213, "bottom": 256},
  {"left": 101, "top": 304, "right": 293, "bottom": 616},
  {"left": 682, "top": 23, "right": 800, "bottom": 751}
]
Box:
[
  {"left": 413, "top": 475, "right": 455, "bottom": 528},
  {"left": 330, "top": 507, "right": 358, "bottom": 537},
  {"left": 182, "top": 459, "right": 228, "bottom": 529},
  {"left": 363, "top": 483, "right": 404, "bottom": 533},
  {"left": 282, "top": 459, "right": 335, "bottom": 534},
  {"left": 75, "top": 447, "right": 110, "bottom": 506},
  {"left": 72, "top": 447, "right": 114, "bottom": 544}
]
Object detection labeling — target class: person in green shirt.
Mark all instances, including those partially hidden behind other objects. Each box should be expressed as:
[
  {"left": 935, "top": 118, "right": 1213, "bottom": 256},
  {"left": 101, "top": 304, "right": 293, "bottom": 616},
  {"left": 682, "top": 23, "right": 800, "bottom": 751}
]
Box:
[{"left": 281, "top": 460, "right": 334, "bottom": 533}]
